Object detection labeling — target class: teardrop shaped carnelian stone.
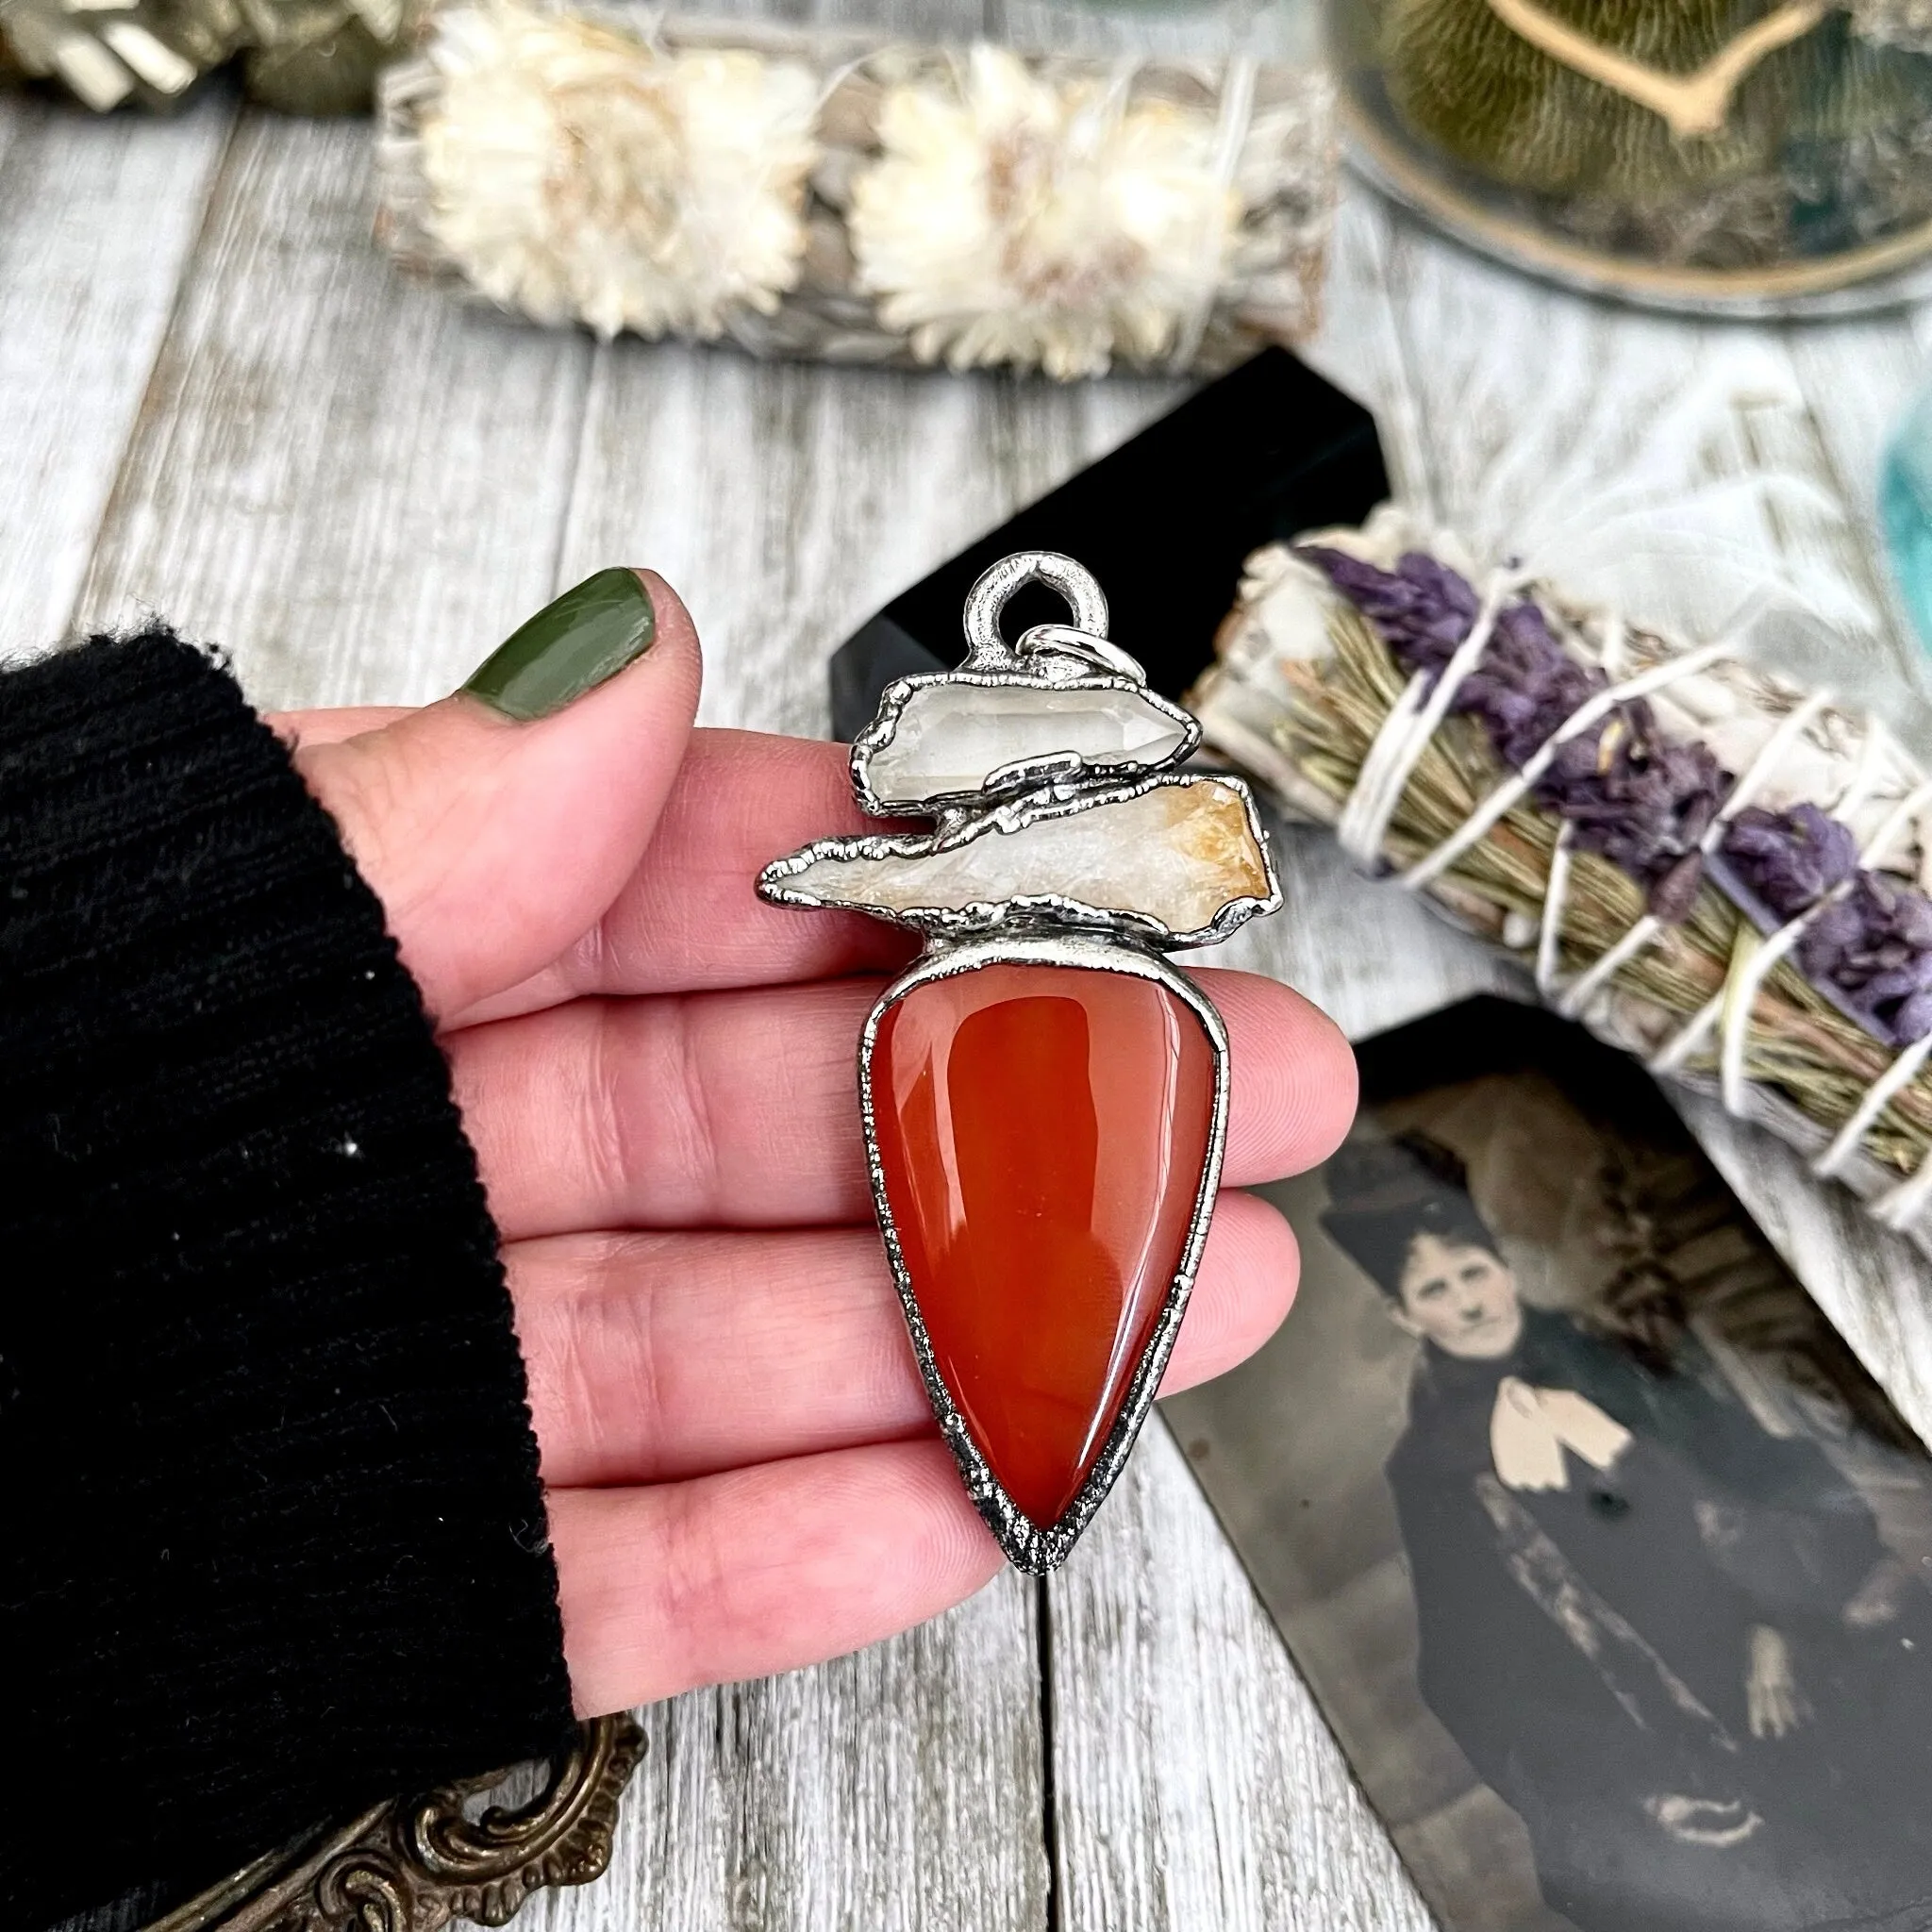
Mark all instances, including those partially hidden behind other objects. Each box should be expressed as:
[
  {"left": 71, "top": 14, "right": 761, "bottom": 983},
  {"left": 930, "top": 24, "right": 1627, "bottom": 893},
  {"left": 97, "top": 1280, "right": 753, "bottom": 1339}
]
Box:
[{"left": 870, "top": 961, "right": 1217, "bottom": 1529}]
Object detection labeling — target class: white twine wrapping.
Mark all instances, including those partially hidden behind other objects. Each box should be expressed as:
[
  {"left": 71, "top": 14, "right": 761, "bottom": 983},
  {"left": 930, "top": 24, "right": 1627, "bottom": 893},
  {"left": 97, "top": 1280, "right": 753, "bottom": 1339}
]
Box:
[
  {"left": 1651, "top": 709, "right": 1886, "bottom": 1108},
  {"left": 1332, "top": 564, "right": 1932, "bottom": 1231},
  {"left": 1337, "top": 571, "right": 1523, "bottom": 870},
  {"left": 1400, "top": 637, "right": 1736, "bottom": 893},
  {"left": 1817, "top": 1033, "right": 1932, "bottom": 1191},
  {"left": 1719, "top": 720, "right": 1888, "bottom": 1109},
  {"left": 1635, "top": 686, "right": 1834, "bottom": 1059},
  {"left": 1535, "top": 823, "right": 1574, "bottom": 1000},
  {"left": 1835, "top": 774, "right": 1932, "bottom": 1226}
]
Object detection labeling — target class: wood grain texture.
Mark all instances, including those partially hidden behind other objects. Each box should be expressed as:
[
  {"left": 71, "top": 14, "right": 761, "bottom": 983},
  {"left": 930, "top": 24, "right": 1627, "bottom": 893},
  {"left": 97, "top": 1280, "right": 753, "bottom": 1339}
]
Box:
[
  {"left": 516, "top": 1574, "right": 1048, "bottom": 1932},
  {"left": 551, "top": 160, "right": 1507, "bottom": 1932},
  {"left": 75, "top": 110, "right": 593, "bottom": 708},
  {"left": 992, "top": 0, "right": 1316, "bottom": 61},
  {"left": 554, "top": 341, "right": 1176, "bottom": 735},
  {"left": 536, "top": 359, "right": 1074, "bottom": 1932},
  {"left": 1037, "top": 185, "right": 1507, "bottom": 1932},
  {"left": 0, "top": 89, "right": 233, "bottom": 658}
]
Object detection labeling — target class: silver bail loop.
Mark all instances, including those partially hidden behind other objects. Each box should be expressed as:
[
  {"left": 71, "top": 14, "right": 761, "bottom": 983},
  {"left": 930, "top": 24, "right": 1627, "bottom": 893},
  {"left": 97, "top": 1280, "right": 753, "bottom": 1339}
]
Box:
[{"left": 960, "top": 550, "right": 1142, "bottom": 682}]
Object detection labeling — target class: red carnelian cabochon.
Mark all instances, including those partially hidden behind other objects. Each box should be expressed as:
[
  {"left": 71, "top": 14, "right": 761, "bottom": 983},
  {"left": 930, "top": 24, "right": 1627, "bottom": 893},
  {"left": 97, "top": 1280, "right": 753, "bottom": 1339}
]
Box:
[{"left": 870, "top": 961, "right": 1217, "bottom": 1529}]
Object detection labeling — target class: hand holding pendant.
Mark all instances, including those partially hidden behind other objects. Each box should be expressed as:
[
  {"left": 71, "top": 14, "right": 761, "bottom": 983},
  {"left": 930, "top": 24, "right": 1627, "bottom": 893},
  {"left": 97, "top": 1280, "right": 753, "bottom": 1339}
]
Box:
[{"left": 282, "top": 564, "right": 1351, "bottom": 1711}]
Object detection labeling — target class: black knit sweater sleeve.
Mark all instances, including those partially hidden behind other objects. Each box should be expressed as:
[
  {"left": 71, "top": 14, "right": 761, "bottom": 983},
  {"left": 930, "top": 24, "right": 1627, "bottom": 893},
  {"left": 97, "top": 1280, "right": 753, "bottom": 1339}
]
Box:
[{"left": 0, "top": 630, "right": 576, "bottom": 1928}]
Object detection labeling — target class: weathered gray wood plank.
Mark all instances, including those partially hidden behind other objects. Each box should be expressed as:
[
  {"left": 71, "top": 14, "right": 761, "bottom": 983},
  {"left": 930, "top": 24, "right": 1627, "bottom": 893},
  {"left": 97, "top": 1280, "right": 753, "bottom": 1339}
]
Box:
[
  {"left": 512, "top": 1574, "right": 1046, "bottom": 1932},
  {"left": 75, "top": 111, "right": 593, "bottom": 708},
  {"left": 0, "top": 91, "right": 233, "bottom": 658},
  {"left": 1039, "top": 184, "right": 1507, "bottom": 1932},
  {"left": 992, "top": 0, "right": 1314, "bottom": 60},
  {"left": 557, "top": 344, "right": 1171, "bottom": 735},
  {"left": 549, "top": 345, "right": 1066, "bottom": 1932}
]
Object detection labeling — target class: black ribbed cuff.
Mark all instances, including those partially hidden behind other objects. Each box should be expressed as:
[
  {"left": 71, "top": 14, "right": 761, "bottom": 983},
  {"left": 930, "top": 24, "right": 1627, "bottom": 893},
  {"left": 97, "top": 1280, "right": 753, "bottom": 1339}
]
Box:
[{"left": 0, "top": 630, "right": 575, "bottom": 1926}]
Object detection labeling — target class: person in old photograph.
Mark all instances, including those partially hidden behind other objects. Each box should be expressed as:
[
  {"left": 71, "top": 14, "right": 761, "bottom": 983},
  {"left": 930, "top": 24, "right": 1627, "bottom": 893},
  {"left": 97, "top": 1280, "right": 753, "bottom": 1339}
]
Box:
[{"left": 1321, "top": 1131, "right": 1932, "bottom": 1932}]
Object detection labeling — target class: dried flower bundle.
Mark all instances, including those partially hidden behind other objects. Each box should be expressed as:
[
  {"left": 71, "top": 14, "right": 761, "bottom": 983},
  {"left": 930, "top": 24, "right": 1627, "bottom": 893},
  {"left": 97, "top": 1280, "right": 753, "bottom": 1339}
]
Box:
[
  {"left": 1193, "top": 508, "right": 1932, "bottom": 1250},
  {"left": 376, "top": 2, "right": 1334, "bottom": 378}
]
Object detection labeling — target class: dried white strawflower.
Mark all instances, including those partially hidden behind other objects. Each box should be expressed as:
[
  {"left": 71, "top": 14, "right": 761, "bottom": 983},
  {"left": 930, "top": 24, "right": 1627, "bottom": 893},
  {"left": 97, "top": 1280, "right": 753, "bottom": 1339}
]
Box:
[
  {"left": 415, "top": 0, "right": 819, "bottom": 340},
  {"left": 847, "top": 46, "right": 1242, "bottom": 380}
]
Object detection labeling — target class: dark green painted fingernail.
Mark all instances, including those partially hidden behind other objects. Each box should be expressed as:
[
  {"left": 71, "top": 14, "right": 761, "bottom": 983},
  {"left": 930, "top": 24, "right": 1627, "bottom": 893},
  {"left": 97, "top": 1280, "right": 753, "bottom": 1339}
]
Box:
[{"left": 463, "top": 568, "right": 657, "bottom": 721}]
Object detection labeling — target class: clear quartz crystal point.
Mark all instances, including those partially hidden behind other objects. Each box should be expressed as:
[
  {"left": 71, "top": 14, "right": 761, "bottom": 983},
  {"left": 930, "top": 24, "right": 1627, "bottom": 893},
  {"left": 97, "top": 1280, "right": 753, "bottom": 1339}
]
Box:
[{"left": 860, "top": 681, "right": 1194, "bottom": 808}]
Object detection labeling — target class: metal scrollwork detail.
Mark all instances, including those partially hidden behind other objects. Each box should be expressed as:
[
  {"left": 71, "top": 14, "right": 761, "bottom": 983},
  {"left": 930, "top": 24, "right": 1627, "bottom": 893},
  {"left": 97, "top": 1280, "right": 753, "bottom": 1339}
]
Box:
[{"left": 147, "top": 1715, "right": 644, "bottom": 1932}]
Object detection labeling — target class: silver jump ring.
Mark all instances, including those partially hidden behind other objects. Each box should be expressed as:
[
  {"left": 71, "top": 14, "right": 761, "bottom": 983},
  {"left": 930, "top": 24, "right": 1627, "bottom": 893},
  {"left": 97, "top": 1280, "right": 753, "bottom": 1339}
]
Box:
[
  {"left": 962, "top": 551, "right": 1110, "bottom": 661},
  {"left": 1015, "top": 623, "right": 1147, "bottom": 685}
]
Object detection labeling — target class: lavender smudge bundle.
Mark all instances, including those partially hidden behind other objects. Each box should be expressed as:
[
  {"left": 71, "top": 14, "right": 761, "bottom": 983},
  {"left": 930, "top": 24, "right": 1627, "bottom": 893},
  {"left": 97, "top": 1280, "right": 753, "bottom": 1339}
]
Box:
[{"left": 1192, "top": 508, "right": 1932, "bottom": 1248}]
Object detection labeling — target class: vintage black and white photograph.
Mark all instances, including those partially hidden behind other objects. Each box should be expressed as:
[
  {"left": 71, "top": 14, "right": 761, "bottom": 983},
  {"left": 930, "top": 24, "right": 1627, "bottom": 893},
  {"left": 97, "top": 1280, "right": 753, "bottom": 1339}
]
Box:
[{"left": 1170, "top": 998, "right": 1932, "bottom": 1932}]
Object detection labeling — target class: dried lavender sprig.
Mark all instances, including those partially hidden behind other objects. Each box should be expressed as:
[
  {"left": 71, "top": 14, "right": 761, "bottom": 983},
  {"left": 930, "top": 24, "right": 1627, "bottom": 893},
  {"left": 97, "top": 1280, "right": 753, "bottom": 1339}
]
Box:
[
  {"left": 1301, "top": 546, "right": 1600, "bottom": 763},
  {"left": 1693, "top": 796, "right": 1932, "bottom": 1046},
  {"left": 1537, "top": 711, "right": 1728, "bottom": 924},
  {"left": 1302, "top": 546, "right": 1729, "bottom": 922},
  {"left": 1299, "top": 547, "right": 1482, "bottom": 666},
  {"left": 1719, "top": 805, "right": 1860, "bottom": 924},
  {"left": 1801, "top": 873, "right": 1932, "bottom": 1047}
]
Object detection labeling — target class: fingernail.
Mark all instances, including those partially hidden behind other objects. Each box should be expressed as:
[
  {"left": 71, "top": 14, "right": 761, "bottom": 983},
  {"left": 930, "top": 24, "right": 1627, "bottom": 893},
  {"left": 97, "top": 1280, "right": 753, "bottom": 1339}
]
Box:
[{"left": 462, "top": 569, "right": 657, "bottom": 722}]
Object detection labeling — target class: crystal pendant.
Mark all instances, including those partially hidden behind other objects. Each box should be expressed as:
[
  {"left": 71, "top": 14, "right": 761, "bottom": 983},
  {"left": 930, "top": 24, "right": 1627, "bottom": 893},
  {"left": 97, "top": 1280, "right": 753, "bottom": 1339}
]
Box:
[{"left": 760, "top": 552, "right": 1280, "bottom": 1571}]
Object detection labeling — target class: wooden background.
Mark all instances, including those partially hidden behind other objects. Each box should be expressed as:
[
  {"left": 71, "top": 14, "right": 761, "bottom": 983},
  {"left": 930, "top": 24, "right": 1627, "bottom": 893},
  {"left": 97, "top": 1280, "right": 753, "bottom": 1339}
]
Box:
[{"left": 5, "top": 1, "right": 1932, "bottom": 1922}]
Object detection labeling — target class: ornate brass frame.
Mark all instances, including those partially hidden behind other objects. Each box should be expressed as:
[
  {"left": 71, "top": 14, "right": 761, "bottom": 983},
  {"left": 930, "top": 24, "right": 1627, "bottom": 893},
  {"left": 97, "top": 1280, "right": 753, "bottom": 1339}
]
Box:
[{"left": 142, "top": 1714, "right": 643, "bottom": 1932}]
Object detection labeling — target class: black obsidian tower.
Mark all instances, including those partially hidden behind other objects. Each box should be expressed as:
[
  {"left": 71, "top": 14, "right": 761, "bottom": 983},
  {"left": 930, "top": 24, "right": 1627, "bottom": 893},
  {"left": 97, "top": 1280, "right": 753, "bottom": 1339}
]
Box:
[{"left": 829, "top": 348, "right": 1388, "bottom": 739}]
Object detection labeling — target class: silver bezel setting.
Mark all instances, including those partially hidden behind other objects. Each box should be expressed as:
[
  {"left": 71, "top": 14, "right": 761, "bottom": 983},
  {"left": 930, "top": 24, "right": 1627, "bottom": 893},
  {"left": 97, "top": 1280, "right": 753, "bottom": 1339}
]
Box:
[
  {"left": 758, "top": 766, "right": 1281, "bottom": 950},
  {"left": 758, "top": 550, "right": 1281, "bottom": 1571},
  {"left": 858, "top": 934, "right": 1230, "bottom": 1574}
]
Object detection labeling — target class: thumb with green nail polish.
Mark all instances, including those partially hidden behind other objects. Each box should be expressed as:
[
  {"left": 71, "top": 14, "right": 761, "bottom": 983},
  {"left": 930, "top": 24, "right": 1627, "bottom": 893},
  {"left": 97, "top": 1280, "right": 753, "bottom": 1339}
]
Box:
[
  {"left": 463, "top": 568, "right": 658, "bottom": 723},
  {"left": 285, "top": 566, "right": 699, "bottom": 1024}
]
